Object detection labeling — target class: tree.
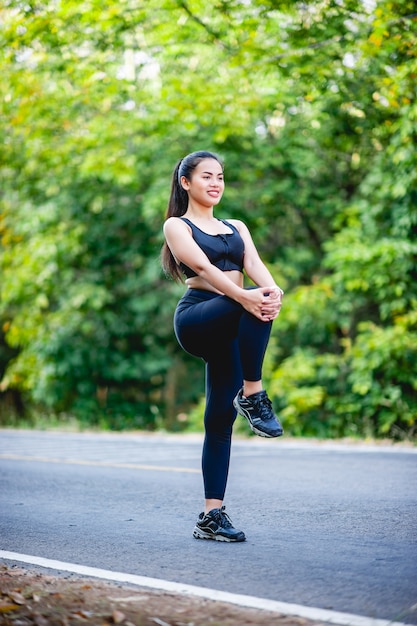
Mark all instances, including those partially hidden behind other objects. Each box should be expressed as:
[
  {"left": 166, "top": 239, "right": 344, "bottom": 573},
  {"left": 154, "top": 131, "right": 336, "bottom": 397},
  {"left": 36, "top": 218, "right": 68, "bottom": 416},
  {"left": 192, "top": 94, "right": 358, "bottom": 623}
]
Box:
[
  {"left": 1, "top": 0, "right": 416, "bottom": 437},
  {"left": 268, "top": 1, "right": 417, "bottom": 438}
]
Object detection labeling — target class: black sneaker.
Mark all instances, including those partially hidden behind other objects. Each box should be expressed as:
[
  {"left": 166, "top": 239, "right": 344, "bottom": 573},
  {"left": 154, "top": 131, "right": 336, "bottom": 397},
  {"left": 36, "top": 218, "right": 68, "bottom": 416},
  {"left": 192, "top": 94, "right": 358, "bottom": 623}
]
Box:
[
  {"left": 233, "top": 388, "right": 283, "bottom": 438},
  {"left": 193, "top": 506, "right": 246, "bottom": 542}
]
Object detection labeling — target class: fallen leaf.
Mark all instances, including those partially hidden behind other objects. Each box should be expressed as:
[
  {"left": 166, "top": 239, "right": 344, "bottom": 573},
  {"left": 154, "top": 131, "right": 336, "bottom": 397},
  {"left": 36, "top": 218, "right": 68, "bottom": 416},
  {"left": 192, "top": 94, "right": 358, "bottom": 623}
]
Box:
[
  {"left": 8, "top": 591, "right": 26, "bottom": 605},
  {"left": 108, "top": 596, "right": 147, "bottom": 603},
  {"left": 0, "top": 603, "right": 20, "bottom": 613},
  {"left": 71, "top": 609, "right": 94, "bottom": 620},
  {"left": 151, "top": 618, "right": 172, "bottom": 626}
]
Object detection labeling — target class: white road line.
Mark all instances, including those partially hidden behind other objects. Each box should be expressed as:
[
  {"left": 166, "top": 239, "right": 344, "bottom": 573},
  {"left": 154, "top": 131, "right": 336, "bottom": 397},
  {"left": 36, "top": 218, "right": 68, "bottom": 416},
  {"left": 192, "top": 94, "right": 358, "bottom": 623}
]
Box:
[{"left": 0, "top": 551, "right": 408, "bottom": 626}]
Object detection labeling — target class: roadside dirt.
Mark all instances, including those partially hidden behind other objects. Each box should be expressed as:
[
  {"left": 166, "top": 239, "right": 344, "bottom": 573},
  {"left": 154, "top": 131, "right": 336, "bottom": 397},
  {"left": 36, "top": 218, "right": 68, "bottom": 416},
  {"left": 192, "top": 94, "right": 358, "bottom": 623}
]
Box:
[{"left": 0, "top": 565, "right": 328, "bottom": 626}]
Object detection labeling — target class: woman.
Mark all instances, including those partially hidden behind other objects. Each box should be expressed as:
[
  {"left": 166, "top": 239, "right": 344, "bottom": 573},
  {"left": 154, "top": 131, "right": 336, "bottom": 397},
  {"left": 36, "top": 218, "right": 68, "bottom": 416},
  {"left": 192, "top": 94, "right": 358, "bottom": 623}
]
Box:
[{"left": 162, "top": 150, "right": 284, "bottom": 542}]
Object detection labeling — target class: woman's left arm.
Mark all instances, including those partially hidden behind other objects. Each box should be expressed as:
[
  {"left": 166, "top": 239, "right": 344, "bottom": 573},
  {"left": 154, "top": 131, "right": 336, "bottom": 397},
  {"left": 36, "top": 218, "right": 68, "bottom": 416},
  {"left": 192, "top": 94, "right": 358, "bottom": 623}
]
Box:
[{"left": 231, "top": 219, "right": 283, "bottom": 293}]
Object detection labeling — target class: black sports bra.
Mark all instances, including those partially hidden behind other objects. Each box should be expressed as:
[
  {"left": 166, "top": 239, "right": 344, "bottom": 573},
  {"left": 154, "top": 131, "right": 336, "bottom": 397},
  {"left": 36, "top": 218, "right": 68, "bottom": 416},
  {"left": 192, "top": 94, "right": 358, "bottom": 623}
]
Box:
[{"left": 179, "top": 217, "right": 245, "bottom": 279}]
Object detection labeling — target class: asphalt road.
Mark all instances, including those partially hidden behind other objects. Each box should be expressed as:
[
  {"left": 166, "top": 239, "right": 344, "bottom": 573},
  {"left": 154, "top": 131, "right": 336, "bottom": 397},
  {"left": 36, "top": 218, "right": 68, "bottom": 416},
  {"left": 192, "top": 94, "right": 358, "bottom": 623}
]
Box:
[{"left": 1, "top": 429, "right": 416, "bottom": 624}]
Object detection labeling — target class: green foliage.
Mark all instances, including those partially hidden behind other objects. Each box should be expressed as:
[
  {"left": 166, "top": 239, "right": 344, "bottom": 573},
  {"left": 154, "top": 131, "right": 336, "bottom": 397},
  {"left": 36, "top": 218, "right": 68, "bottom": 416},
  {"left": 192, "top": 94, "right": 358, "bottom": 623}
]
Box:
[{"left": 0, "top": 0, "right": 416, "bottom": 438}]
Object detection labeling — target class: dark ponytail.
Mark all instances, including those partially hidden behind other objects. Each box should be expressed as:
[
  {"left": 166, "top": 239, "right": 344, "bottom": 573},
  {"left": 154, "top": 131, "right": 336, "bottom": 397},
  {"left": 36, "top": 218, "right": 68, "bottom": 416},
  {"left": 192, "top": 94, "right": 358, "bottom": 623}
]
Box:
[{"left": 161, "top": 151, "right": 223, "bottom": 281}]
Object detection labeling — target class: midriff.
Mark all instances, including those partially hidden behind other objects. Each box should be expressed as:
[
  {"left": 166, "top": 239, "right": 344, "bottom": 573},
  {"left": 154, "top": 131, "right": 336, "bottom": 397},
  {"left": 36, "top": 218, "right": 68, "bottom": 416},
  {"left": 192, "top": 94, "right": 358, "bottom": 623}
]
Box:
[{"left": 185, "top": 269, "right": 244, "bottom": 294}]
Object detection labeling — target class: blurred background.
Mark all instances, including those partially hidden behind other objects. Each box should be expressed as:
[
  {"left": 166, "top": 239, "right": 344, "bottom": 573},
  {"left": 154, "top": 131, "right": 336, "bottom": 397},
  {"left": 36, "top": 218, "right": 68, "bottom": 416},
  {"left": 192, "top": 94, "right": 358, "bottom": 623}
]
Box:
[{"left": 1, "top": 0, "right": 416, "bottom": 440}]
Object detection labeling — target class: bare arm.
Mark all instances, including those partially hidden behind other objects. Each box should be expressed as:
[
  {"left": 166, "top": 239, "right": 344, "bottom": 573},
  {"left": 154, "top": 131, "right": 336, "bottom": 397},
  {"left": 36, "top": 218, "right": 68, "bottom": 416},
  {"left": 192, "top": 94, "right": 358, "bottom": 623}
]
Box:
[
  {"left": 230, "top": 219, "right": 282, "bottom": 290},
  {"left": 163, "top": 218, "right": 282, "bottom": 321},
  {"left": 230, "top": 219, "right": 284, "bottom": 316}
]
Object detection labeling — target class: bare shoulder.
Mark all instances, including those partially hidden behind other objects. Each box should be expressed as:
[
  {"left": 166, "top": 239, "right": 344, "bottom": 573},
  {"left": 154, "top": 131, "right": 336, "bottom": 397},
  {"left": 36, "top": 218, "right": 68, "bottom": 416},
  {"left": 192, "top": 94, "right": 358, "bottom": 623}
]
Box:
[
  {"left": 226, "top": 218, "right": 250, "bottom": 235},
  {"left": 225, "top": 218, "right": 247, "bottom": 231},
  {"left": 163, "top": 216, "right": 190, "bottom": 235}
]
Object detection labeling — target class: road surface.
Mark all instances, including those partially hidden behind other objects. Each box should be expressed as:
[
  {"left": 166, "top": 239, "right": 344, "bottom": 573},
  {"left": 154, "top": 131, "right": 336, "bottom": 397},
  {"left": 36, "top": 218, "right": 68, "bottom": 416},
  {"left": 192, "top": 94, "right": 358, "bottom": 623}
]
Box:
[{"left": 0, "top": 429, "right": 416, "bottom": 623}]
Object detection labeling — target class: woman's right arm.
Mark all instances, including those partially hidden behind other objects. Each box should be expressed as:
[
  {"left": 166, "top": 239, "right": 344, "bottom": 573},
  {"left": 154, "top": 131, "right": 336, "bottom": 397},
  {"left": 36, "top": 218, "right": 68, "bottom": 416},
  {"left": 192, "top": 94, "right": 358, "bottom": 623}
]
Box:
[{"left": 163, "top": 218, "right": 280, "bottom": 321}]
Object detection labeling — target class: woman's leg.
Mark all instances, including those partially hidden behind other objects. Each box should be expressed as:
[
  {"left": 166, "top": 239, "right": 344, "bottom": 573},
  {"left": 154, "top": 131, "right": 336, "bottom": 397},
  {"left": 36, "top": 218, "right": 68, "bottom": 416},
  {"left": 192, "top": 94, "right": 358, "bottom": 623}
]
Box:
[
  {"left": 202, "top": 337, "right": 242, "bottom": 510},
  {"left": 174, "top": 291, "right": 272, "bottom": 381},
  {"left": 234, "top": 312, "right": 283, "bottom": 438},
  {"left": 174, "top": 293, "right": 243, "bottom": 510},
  {"left": 239, "top": 312, "right": 272, "bottom": 381},
  {"left": 238, "top": 311, "right": 272, "bottom": 390},
  {"left": 174, "top": 291, "right": 278, "bottom": 502}
]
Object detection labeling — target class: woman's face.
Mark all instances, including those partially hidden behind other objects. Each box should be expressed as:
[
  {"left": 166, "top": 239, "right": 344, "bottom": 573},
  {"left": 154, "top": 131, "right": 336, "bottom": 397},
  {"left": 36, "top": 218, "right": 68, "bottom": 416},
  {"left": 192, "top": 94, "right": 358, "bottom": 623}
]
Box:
[{"left": 181, "top": 158, "right": 225, "bottom": 208}]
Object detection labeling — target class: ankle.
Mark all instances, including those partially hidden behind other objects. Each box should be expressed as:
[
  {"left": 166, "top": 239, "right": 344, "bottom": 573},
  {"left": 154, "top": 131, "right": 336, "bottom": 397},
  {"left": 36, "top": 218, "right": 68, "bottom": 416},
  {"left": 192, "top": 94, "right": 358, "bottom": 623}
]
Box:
[
  {"left": 205, "top": 499, "right": 223, "bottom": 515},
  {"left": 243, "top": 381, "right": 263, "bottom": 397}
]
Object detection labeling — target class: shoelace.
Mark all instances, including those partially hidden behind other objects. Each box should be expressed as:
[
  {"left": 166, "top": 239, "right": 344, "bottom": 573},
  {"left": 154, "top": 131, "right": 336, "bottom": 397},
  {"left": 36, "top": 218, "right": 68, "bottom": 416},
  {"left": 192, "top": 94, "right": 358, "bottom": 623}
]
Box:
[
  {"left": 213, "top": 507, "right": 233, "bottom": 528},
  {"left": 252, "top": 394, "right": 274, "bottom": 421}
]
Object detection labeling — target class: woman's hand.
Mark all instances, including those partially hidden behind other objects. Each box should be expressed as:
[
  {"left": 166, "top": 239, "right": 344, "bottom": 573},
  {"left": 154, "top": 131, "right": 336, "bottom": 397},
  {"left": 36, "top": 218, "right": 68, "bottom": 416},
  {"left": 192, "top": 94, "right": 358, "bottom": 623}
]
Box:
[{"left": 239, "top": 286, "right": 284, "bottom": 322}]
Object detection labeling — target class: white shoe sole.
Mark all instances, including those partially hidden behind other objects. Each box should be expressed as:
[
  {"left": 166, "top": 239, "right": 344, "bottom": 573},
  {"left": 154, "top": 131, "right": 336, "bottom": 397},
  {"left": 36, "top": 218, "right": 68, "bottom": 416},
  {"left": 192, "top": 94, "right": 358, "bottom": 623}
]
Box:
[{"left": 193, "top": 527, "right": 245, "bottom": 542}]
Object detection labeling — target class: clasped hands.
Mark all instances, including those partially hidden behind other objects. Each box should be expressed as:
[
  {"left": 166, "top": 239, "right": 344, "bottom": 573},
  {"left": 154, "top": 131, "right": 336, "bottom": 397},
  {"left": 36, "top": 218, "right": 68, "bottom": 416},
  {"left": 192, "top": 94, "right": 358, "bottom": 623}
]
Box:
[{"left": 241, "top": 286, "right": 284, "bottom": 322}]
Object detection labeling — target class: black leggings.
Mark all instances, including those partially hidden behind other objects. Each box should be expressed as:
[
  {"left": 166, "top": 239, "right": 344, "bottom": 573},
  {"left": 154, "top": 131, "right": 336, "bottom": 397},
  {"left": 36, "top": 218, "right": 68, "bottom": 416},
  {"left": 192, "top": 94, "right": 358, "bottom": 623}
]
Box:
[{"left": 174, "top": 288, "right": 272, "bottom": 500}]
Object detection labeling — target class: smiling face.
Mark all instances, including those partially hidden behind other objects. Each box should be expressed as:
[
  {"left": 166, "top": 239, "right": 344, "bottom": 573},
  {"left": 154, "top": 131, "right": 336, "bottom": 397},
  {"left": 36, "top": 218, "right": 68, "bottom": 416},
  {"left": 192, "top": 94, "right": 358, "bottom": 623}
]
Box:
[{"left": 180, "top": 158, "right": 225, "bottom": 209}]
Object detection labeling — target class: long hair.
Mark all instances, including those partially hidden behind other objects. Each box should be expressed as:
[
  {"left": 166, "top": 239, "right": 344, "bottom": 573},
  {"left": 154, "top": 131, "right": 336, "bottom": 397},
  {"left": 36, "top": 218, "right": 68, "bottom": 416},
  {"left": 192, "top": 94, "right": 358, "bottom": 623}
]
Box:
[{"left": 161, "top": 150, "right": 223, "bottom": 282}]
